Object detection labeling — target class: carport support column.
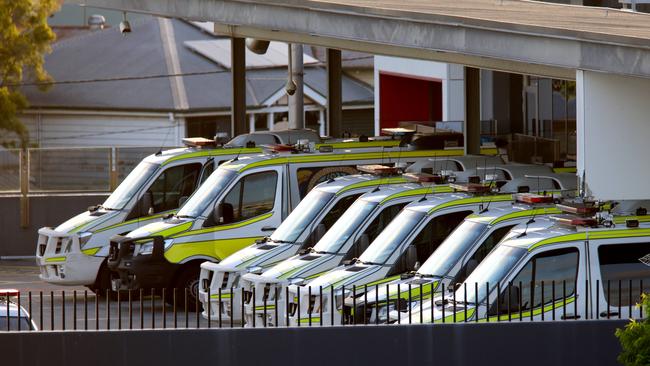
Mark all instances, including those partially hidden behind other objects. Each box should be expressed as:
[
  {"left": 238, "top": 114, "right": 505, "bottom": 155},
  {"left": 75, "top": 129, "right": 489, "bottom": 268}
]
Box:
[
  {"left": 231, "top": 37, "right": 247, "bottom": 137},
  {"left": 327, "top": 48, "right": 343, "bottom": 138},
  {"left": 464, "top": 67, "right": 481, "bottom": 155},
  {"left": 288, "top": 44, "right": 304, "bottom": 129}
]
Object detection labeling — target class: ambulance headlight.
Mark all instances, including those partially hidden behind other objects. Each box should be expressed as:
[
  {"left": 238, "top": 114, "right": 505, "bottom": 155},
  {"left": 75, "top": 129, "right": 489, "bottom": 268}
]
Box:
[
  {"left": 138, "top": 239, "right": 173, "bottom": 255},
  {"left": 289, "top": 278, "right": 305, "bottom": 286},
  {"left": 78, "top": 232, "right": 93, "bottom": 247},
  {"left": 334, "top": 289, "right": 351, "bottom": 310},
  {"left": 247, "top": 266, "right": 263, "bottom": 275}
]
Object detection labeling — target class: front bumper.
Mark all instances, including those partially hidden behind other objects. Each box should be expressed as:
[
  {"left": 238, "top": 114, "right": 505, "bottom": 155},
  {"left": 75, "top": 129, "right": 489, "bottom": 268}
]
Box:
[
  {"left": 107, "top": 235, "right": 177, "bottom": 291},
  {"left": 241, "top": 274, "right": 288, "bottom": 327},
  {"left": 35, "top": 228, "right": 104, "bottom": 286},
  {"left": 287, "top": 286, "right": 339, "bottom": 327},
  {"left": 198, "top": 262, "right": 245, "bottom": 322}
]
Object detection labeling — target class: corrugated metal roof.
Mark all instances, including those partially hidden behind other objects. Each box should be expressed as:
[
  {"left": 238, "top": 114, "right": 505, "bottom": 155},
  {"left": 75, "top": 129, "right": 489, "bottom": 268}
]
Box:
[{"left": 22, "top": 18, "right": 372, "bottom": 112}]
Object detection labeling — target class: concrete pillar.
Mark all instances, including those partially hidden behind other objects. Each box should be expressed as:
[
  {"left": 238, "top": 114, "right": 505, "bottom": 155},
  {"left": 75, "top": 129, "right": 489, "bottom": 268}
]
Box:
[
  {"left": 231, "top": 37, "right": 247, "bottom": 137},
  {"left": 267, "top": 112, "right": 274, "bottom": 131},
  {"left": 288, "top": 44, "right": 304, "bottom": 129},
  {"left": 249, "top": 113, "right": 255, "bottom": 132},
  {"left": 318, "top": 109, "right": 326, "bottom": 136},
  {"left": 327, "top": 48, "right": 343, "bottom": 138},
  {"left": 464, "top": 66, "right": 481, "bottom": 155},
  {"left": 576, "top": 70, "right": 650, "bottom": 200}
]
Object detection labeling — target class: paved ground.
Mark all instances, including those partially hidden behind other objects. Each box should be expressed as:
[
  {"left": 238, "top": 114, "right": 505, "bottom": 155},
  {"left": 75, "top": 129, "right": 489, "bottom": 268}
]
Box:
[{"left": 0, "top": 259, "right": 220, "bottom": 331}]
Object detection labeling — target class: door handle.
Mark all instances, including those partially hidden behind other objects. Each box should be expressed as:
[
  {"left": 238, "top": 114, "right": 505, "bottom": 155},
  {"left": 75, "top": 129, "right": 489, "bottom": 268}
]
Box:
[
  {"left": 261, "top": 226, "right": 277, "bottom": 232},
  {"left": 561, "top": 313, "right": 581, "bottom": 320}
]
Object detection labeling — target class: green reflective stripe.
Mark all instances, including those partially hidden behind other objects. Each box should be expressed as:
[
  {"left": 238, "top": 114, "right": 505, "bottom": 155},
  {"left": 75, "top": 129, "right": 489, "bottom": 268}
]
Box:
[
  {"left": 161, "top": 148, "right": 262, "bottom": 166},
  {"left": 45, "top": 256, "right": 66, "bottom": 263},
  {"left": 480, "top": 296, "right": 576, "bottom": 322},
  {"left": 361, "top": 275, "right": 401, "bottom": 288},
  {"left": 552, "top": 167, "right": 576, "bottom": 173},
  {"left": 528, "top": 228, "right": 650, "bottom": 252},
  {"left": 336, "top": 177, "right": 408, "bottom": 196},
  {"left": 318, "top": 141, "right": 401, "bottom": 149},
  {"left": 427, "top": 194, "right": 513, "bottom": 214},
  {"left": 306, "top": 271, "right": 328, "bottom": 280},
  {"left": 612, "top": 215, "right": 650, "bottom": 224},
  {"left": 491, "top": 207, "right": 562, "bottom": 225},
  {"left": 95, "top": 210, "right": 176, "bottom": 233},
  {"left": 238, "top": 150, "right": 465, "bottom": 173},
  {"left": 156, "top": 221, "right": 193, "bottom": 238},
  {"left": 172, "top": 212, "right": 274, "bottom": 238},
  {"left": 210, "top": 292, "right": 232, "bottom": 299},
  {"left": 254, "top": 305, "right": 276, "bottom": 311},
  {"left": 388, "top": 281, "right": 439, "bottom": 300},
  {"left": 164, "top": 236, "right": 263, "bottom": 263},
  {"left": 379, "top": 186, "right": 453, "bottom": 205},
  {"left": 439, "top": 307, "right": 476, "bottom": 323},
  {"left": 298, "top": 316, "right": 320, "bottom": 323},
  {"left": 82, "top": 247, "right": 100, "bottom": 256}
]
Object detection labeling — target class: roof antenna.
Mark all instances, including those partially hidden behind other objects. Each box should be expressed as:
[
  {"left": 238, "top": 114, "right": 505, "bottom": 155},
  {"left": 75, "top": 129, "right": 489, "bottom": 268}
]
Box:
[
  {"left": 517, "top": 211, "right": 538, "bottom": 238},
  {"left": 478, "top": 166, "right": 498, "bottom": 214},
  {"left": 156, "top": 114, "right": 175, "bottom": 156}
]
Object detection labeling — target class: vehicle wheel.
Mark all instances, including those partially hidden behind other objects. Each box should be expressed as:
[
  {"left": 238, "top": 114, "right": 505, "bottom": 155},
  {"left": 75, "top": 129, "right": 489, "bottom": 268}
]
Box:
[
  {"left": 89, "top": 262, "right": 122, "bottom": 301},
  {"left": 171, "top": 264, "right": 203, "bottom": 312},
  {"left": 306, "top": 166, "right": 357, "bottom": 191}
]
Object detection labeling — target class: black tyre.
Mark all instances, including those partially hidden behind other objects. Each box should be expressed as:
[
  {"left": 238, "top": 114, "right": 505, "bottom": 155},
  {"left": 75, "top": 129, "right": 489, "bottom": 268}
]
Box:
[{"left": 170, "top": 264, "right": 203, "bottom": 312}]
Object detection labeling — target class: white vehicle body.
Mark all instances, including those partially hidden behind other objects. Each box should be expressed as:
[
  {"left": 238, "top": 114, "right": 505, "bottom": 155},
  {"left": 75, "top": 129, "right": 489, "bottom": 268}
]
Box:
[
  {"left": 107, "top": 142, "right": 476, "bottom": 306},
  {"left": 401, "top": 207, "right": 650, "bottom": 323},
  {"left": 197, "top": 155, "right": 502, "bottom": 322},
  {"left": 287, "top": 175, "right": 573, "bottom": 326},
  {"left": 35, "top": 145, "right": 245, "bottom": 289},
  {"left": 1, "top": 290, "right": 37, "bottom": 331},
  {"left": 240, "top": 183, "right": 447, "bottom": 326},
  {"left": 352, "top": 199, "right": 565, "bottom": 324}
]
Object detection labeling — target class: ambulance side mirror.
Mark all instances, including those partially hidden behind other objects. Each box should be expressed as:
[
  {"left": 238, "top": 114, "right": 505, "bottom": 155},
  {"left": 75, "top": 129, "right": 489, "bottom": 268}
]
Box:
[{"left": 214, "top": 202, "right": 234, "bottom": 225}]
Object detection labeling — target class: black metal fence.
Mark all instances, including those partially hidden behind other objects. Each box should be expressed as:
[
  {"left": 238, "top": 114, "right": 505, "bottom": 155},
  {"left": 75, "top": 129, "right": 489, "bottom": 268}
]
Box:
[{"left": 1, "top": 279, "right": 645, "bottom": 331}]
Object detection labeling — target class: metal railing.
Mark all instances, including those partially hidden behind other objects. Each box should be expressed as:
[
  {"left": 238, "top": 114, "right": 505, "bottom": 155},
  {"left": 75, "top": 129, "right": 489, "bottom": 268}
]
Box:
[
  {"left": 0, "top": 146, "right": 164, "bottom": 194},
  {"left": 2, "top": 279, "right": 645, "bottom": 331}
]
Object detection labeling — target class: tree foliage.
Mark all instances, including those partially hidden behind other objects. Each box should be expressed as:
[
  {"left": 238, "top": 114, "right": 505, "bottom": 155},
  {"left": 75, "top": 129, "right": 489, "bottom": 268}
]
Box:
[
  {"left": 616, "top": 294, "right": 650, "bottom": 366},
  {"left": 0, "top": 0, "right": 59, "bottom": 147}
]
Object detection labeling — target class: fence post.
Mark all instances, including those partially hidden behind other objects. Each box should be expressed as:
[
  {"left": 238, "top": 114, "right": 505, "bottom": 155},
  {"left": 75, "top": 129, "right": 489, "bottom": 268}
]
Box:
[
  {"left": 20, "top": 149, "right": 29, "bottom": 228},
  {"left": 109, "top": 147, "right": 118, "bottom": 191}
]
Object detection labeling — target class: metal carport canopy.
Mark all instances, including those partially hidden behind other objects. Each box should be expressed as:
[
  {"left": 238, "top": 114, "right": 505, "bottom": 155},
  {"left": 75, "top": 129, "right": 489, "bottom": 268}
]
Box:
[{"left": 71, "top": 0, "right": 650, "bottom": 80}]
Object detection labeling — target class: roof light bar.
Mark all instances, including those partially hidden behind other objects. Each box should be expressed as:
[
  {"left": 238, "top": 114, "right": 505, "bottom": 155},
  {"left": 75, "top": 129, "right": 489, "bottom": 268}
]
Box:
[
  {"left": 403, "top": 172, "right": 446, "bottom": 184},
  {"left": 556, "top": 202, "right": 599, "bottom": 216},
  {"left": 514, "top": 193, "right": 554, "bottom": 204},
  {"left": 449, "top": 182, "right": 491, "bottom": 193},
  {"left": 182, "top": 137, "right": 216, "bottom": 147},
  {"left": 357, "top": 164, "right": 400, "bottom": 176},
  {"left": 551, "top": 214, "right": 598, "bottom": 227}
]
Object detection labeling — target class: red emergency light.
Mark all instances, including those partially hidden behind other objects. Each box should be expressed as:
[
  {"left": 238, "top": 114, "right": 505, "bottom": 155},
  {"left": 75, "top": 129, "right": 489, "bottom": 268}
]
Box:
[
  {"left": 514, "top": 193, "right": 554, "bottom": 204},
  {"left": 357, "top": 164, "right": 400, "bottom": 176},
  {"left": 556, "top": 202, "right": 599, "bottom": 216},
  {"left": 450, "top": 182, "right": 491, "bottom": 193}
]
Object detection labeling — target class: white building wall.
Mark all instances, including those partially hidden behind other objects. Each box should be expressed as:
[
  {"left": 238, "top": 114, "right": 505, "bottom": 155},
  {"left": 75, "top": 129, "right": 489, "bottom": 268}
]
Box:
[
  {"left": 19, "top": 111, "right": 184, "bottom": 148},
  {"left": 374, "top": 56, "right": 464, "bottom": 135},
  {"left": 577, "top": 70, "right": 650, "bottom": 200}
]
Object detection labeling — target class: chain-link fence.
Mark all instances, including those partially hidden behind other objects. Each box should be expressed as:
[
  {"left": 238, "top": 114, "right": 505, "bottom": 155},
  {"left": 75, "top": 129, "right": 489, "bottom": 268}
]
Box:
[{"left": 0, "top": 146, "right": 165, "bottom": 194}]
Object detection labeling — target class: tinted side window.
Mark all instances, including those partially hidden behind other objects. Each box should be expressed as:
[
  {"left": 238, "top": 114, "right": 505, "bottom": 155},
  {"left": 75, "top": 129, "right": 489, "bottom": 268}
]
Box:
[
  {"left": 147, "top": 163, "right": 202, "bottom": 214},
  {"left": 598, "top": 243, "right": 650, "bottom": 307},
  {"left": 295, "top": 166, "right": 357, "bottom": 198},
  {"left": 220, "top": 172, "right": 278, "bottom": 225},
  {"left": 494, "top": 248, "right": 579, "bottom": 314},
  {"left": 344, "top": 203, "right": 407, "bottom": 261},
  {"left": 305, "top": 194, "right": 361, "bottom": 247},
  {"left": 388, "top": 210, "right": 470, "bottom": 276},
  {"left": 454, "top": 225, "right": 515, "bottom": 284}
]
